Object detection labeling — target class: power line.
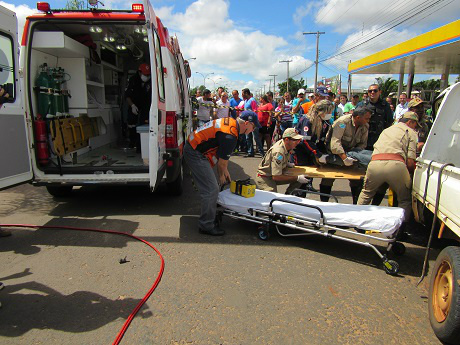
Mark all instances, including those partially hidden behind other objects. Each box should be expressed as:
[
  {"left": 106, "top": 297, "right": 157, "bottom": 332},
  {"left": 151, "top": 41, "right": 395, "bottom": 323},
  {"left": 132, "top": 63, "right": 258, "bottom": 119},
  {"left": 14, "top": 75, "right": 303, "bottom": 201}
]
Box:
[
  {"left": 325, "top": 0, "right": 428, "bottom": 58},
  {"left": 331, "top": 0, "right": 454, "bottom": 62},
  {"left": 320, "top": 0, "right": 447, "bottom": 62},
  {"left": 333, "top": 0, "right": 361, "bottom": 23},
  {"left": 316, "top": 0, "right": 338, "bottom": 24},
  {"left": 325, "top": 0, "right": 429, "bottom": 58}
]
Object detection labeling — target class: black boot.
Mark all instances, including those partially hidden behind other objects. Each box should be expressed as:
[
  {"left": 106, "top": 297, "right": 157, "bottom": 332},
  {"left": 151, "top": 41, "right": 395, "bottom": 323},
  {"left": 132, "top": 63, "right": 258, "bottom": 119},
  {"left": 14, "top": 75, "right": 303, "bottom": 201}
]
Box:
[
  {"left": 319, "top": 185, "right": 333, "bottom": 202},
  {"left": 350, "top": 186, "right": 363, "bottom": 205},
  {"left": 372, "top": 192, "right": 386, "bottom": 206}
]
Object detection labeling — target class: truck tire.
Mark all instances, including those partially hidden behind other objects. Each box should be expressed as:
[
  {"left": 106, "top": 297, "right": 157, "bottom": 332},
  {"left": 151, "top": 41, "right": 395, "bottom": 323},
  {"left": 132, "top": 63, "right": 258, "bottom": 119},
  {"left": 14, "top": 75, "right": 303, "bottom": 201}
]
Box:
[
  {"left": 166, "top": 164, "right": 183, "bottom": 196},
  {"left": 429, "top": 246, "right": 460, "bottom": 344},
  {"left": 46, "top": 185, "right": 73, "bottom": 197}
]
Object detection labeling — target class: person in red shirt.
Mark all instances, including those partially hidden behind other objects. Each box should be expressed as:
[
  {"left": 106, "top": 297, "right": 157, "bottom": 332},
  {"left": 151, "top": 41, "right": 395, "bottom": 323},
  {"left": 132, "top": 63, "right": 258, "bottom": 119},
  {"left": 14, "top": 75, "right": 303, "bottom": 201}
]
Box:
[{"left": 257, "top": 95, "right": 274, "bottom": 151}]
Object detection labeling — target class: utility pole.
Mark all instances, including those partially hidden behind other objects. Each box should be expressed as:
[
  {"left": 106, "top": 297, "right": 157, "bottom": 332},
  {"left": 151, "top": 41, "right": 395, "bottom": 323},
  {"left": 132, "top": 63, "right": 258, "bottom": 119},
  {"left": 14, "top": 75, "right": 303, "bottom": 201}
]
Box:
[
  {"left": 266, "top": 79, "right": 272, "bottom": 93},
  {"left": 279, "top": 60, "right": 292, "bottom": 93},
  {"left": 303, "top": 31, "right": 325, "bottom": 91},
  {"left": 269, "top": 74, "right": 277, "bottom": 95}
]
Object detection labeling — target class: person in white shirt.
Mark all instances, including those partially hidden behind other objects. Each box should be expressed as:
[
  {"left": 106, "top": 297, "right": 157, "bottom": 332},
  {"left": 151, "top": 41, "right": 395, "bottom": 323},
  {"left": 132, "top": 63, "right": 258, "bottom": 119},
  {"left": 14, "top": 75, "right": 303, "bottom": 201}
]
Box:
[
  {"left": 394, "top": 93, "right": 408, "bottom": 121},
  {"left": 196, "top": 89, "right": 214, "bottom": 125},
  {"left": 215, "top": 92, "right": 230, "bottom": 118}
]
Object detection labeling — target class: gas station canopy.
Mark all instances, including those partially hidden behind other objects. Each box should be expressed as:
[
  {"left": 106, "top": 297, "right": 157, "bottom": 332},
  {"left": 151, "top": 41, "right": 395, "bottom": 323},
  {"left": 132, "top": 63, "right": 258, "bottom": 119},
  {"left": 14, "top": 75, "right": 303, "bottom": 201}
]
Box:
[{"left": 348, "top": 20, "right": 460, "bottom": 75}]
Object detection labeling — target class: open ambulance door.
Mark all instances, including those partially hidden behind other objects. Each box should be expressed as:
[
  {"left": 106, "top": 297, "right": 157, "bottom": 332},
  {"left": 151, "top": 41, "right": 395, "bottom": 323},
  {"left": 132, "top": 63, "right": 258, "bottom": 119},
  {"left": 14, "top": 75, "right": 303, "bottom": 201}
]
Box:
[
  {"left": 144, "top": 0, "right": 165, "bottom": 191},
  {"left": 0, "top": 5, "right": 32, "bottom": 190}
]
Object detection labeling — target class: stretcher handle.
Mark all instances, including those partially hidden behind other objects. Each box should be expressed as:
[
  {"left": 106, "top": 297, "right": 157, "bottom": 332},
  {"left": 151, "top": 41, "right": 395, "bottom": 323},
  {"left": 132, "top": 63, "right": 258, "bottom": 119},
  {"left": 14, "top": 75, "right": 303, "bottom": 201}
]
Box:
[{"left": 269, "top": 198, "right": 325, "bottom": 221}]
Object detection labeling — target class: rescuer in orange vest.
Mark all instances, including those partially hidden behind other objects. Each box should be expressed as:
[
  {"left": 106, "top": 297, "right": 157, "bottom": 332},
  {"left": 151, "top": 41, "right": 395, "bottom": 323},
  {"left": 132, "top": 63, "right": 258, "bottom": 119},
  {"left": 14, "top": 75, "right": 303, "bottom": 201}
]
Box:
[{"left": 184, "top": 111, "right": 260, "bottom": 236}]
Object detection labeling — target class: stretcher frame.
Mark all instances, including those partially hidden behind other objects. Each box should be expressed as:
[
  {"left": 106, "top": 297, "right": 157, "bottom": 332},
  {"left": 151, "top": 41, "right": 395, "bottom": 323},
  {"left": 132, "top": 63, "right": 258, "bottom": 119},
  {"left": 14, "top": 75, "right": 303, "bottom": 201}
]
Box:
[{"left": 217, "top": 190, "right": 405, "bottom": 275}]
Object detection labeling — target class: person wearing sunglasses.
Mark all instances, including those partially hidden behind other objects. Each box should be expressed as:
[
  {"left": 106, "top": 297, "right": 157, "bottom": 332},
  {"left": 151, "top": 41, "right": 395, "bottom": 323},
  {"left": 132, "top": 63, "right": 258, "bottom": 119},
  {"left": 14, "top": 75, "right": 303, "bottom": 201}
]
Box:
[{"left": 364, "top": 84, "right": 393, "bottom": 151}]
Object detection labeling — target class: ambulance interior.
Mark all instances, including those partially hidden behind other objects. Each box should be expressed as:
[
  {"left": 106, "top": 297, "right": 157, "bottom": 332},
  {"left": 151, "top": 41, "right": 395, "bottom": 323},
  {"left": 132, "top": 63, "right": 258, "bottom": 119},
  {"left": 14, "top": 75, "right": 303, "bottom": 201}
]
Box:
[{"left": 29, "top": 21, "right": 154, "bottom": 174}]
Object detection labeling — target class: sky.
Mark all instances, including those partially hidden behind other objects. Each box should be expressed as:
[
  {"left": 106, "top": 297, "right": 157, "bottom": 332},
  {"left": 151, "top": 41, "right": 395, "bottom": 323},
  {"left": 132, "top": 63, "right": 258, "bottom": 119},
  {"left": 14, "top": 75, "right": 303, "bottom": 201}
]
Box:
[{"left": 2, "top": 0, "right": 460, "bottom": 93}]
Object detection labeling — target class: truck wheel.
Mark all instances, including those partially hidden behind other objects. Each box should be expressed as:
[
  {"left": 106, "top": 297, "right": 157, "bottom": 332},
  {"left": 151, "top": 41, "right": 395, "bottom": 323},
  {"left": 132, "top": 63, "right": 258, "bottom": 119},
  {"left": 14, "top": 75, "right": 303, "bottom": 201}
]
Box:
[
  {"left": 46, "top": 185, "right": 73, "bottom": 197},
  {"left": 429, "top": 246, "right": 460, "bottom": 344},
  {"left": 166, "top": 164, "right": 183, "bottom": 196}
]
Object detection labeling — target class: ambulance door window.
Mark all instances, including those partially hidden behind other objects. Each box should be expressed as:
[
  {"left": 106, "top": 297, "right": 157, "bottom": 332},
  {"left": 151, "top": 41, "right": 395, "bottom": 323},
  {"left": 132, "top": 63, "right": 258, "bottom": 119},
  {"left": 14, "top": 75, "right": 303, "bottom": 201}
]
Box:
[
  {"left": 153, "top": 30, "right": 165, "bottom": 101},
  {"left": 0, "top": 31, "right": 15, "bottom": 102}
]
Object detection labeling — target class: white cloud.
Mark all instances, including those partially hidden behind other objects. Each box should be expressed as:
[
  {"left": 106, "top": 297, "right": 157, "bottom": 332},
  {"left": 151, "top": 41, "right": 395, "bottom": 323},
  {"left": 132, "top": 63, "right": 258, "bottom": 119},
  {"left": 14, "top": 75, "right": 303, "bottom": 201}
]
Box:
[
  {"left": 0, "top": 1, "right": 35, "bottom": 41},
  {"left": 155, "top": 0, "right": 313, "bottom": 87}
]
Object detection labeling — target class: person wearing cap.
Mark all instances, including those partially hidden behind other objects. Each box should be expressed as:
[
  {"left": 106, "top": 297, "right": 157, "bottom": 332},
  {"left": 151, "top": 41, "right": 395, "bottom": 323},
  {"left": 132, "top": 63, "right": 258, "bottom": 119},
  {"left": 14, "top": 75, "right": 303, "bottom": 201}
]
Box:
[
  {"left": 319, "top": 106, "right": 373, "bottom": 204},
  {"left": 185, "top": 112, "right": 259, "bottom": 236},
  {"left": 308, "top": 93, "right": 315, "bottom": 102},
  {"left": 407, "top": 97, "right": 430, "bottom": 150},
  {"left": 358, "top": 111, "right": 420, "bottom": 222},
  {"left": 255, "top": 128, "right": 310, "bottom": 194},
  {"left": 196, "top": 89, "right": 215, "bottom": 126},
  {"left": 125, "top": 63, "right": 152, "bottom": 149},
  {"left": 363, "top": 84, "right": 393, "bottom": 150},
  {"left": 292, "top": 88, "right": 309, "bottom": 126}
]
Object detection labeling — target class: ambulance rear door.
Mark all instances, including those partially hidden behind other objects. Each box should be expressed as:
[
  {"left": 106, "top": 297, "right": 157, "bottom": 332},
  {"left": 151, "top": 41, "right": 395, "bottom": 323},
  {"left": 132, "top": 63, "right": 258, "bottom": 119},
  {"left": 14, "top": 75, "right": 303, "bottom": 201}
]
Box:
[
  {"left": 144, "top": 0, "right": 165, "bottom": 190},
  {"left": 0, "top": 5, "right": 32, "bottom": 190}
]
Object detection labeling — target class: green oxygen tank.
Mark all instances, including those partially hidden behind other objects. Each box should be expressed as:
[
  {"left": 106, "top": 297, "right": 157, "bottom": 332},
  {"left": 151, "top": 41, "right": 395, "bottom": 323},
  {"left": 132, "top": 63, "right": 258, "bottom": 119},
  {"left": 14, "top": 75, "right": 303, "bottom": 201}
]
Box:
[
  {"left": 50, "top": 68, "right": 63, "bottom": 115},
  {"left": 35, "top": 63, "right": 53, "bottom": 118},
  {"left": 60, "top": 68, "right": 70, "bottom": 113}
]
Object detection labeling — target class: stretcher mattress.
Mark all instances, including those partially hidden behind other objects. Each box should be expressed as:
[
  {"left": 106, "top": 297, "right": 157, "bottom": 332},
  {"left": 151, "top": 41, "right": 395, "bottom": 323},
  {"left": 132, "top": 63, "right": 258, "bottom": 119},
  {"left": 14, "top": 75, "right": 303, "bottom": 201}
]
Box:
[{"left": 218, "top": 189, "right": 405, "bottom": 237}]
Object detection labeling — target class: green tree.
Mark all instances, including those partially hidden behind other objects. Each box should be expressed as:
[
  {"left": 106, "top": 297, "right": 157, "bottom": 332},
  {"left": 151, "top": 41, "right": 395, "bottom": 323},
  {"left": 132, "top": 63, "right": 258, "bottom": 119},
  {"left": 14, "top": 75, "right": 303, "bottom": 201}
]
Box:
[
  {"left": 65, "top": 0, "right": 85, "bottom": 9},
  {"left": 413, "top": 79, "right": 441, "bottom": 91},
  {"left": 277, "top": 78, "right": 307, "bottom": 98},
  {"left": 375, "top": 77, "right": 398, "bottom": 98},
  {"left": 190, "top": 85, "right": 206, "bottom": 96}
]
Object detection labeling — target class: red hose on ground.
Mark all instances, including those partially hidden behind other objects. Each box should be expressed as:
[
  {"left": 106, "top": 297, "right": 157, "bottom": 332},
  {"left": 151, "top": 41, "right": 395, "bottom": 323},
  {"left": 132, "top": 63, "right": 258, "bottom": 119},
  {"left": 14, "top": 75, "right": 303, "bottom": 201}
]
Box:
[{"left": 0, "top": 223, "right": 165, "bottom": 345}]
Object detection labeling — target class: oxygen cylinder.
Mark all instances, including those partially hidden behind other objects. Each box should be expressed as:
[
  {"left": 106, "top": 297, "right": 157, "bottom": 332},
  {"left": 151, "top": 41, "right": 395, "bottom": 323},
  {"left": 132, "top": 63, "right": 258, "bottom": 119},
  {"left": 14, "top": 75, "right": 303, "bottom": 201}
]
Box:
[
  {"left": 50, "top": 68, "right": 63, "bottom": 115},
  {"left": 36, "top": 63, "right": 52, "bottom": 117}
]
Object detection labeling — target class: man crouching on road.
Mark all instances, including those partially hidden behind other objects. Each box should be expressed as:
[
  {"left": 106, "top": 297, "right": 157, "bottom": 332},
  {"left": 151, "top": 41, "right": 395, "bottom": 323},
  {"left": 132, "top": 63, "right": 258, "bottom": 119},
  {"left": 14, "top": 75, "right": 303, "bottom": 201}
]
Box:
[
  {"left": 255, "top": 128, "right": 310, "bottom": 194},
  {"left": 184, "top": 111, "right": 260, "bottom": 236}
]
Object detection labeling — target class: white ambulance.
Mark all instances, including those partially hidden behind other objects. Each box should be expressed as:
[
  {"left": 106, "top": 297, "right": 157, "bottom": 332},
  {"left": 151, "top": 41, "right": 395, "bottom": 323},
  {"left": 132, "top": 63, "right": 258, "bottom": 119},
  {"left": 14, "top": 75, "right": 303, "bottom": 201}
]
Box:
[{"left": 0, "top": 1, "right": 192, "bottom": 196}]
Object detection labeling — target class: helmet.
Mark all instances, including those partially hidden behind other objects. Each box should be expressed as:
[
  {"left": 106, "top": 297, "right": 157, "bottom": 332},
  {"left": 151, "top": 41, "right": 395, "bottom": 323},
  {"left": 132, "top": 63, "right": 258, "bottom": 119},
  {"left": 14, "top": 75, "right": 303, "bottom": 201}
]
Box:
[{"left": 139, "top": 63, "right": 151, "bottom": 76}]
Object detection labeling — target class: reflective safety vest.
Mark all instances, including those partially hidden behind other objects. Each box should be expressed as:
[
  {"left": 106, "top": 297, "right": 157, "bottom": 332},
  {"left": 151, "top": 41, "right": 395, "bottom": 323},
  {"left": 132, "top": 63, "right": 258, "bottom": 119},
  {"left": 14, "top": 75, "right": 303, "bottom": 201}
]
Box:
[{"left": 188, "top": 117, "right": 239, "bottom": 166}]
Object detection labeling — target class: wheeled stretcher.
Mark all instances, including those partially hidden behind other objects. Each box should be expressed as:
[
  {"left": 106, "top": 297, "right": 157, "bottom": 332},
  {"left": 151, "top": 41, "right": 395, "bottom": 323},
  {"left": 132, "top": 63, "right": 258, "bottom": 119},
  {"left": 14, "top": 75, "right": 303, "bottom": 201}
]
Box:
[{"left": 217, "top": 189, "right": 406, "bottom": 275}]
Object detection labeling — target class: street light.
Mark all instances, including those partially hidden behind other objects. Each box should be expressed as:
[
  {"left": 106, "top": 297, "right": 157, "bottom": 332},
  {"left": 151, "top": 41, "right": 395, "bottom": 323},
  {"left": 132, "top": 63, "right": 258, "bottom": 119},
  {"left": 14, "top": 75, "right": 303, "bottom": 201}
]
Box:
[
  {"left": 208, "top": 77, "right": 222, "bottom": 90},
  {"left": 186, "top": 57, "right": 196, "bottom": 61},
  {"left": 195, "top": 71, "right": 214, "bottom": 88}
]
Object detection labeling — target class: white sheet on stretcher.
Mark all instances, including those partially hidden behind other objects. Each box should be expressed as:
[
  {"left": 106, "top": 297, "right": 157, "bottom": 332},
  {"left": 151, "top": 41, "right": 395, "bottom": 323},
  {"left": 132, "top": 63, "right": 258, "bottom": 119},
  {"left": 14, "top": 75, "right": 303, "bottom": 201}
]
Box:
[{"left": 218, "top": 189, "right": 405, "bottom": 237}]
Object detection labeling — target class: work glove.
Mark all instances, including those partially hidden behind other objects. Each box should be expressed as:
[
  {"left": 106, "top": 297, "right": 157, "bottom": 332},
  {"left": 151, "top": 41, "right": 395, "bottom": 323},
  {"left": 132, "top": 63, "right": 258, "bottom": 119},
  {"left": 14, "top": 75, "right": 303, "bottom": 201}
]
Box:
[
  {"left": 287, "top": 162, "right": 295, "bottom": 168},
  {"left": 297, "top": 175, "right": 309, "bottom": 184},
  {"left": 343, "top": 156, "right": 357, "bottom": 166},
  {"left": 131, "top": 104, "right": 139, "bottom": 115},
  {"left": 318, "top": 154, "right": 328, "bottom": 164}
]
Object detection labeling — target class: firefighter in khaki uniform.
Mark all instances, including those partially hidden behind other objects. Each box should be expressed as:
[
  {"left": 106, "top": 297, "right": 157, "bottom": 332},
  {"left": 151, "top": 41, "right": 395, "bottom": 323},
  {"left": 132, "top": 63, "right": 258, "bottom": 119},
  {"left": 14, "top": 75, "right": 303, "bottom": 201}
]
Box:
[
  {"left": 357, "top": 111, "right": 420, "bottom": 221},
  {"left": 185, "top": 112, "right": 259, "bottom": 236},
  {"left": 256, "top": 128, "right": 311, "bottom": 194},
  {"left": 319, "top": 107, "right": 372, "bottom": 203}
]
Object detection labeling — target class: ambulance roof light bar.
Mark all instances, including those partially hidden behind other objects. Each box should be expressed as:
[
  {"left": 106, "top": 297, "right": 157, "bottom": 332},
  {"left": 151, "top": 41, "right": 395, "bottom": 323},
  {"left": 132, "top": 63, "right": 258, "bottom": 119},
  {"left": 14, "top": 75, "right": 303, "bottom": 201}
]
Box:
[{"left": 37, "top": 2, "right": 51, "bottom": 13}]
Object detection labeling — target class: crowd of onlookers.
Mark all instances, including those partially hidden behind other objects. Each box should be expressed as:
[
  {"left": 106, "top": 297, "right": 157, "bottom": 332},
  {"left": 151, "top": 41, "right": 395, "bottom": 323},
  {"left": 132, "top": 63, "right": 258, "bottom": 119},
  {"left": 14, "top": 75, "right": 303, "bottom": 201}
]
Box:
[{"left": 193, "top": 83, "right": 431, "bottom": 158}]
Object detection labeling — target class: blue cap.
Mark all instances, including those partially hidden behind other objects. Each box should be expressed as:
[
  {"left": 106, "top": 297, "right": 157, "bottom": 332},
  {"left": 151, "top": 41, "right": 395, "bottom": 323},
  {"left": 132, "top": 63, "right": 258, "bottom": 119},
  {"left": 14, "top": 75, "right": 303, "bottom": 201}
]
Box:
[
  {"left": 240, "top": 110, "right": 261, "bottom": 128},
  {"left": 316, "top": 86, "right": 329, "bottom": 97}
]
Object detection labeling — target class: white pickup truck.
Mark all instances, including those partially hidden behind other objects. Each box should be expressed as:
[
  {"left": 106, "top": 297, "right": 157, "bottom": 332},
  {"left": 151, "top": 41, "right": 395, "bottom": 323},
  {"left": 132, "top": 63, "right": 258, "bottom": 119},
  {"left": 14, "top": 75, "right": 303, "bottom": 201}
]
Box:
[{"left": 411, "top": 81, "right": 460, "bottom": 344}]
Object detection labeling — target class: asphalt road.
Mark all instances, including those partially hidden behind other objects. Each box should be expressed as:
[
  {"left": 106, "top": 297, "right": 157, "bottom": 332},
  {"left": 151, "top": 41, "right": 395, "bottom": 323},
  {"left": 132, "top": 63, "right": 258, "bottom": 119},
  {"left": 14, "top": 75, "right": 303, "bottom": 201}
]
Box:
[{"left": 0, "top": 153, "right": 442, "bottom": 345}]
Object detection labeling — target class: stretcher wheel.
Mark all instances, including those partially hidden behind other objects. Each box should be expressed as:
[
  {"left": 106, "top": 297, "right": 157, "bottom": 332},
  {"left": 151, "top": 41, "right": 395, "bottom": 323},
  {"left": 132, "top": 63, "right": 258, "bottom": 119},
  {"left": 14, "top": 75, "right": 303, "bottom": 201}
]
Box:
[
  {"left": 383, "top": 259, "right": 399, "bottom": 276},
  {"left": 258, "top": 227, "right": 269, "bottom": 241},
  {"left": 215, "top": 211, "right": 223, "bottom": 226},
  {"left": 391, "top": 242, "right": 406, "bottom": 256}
]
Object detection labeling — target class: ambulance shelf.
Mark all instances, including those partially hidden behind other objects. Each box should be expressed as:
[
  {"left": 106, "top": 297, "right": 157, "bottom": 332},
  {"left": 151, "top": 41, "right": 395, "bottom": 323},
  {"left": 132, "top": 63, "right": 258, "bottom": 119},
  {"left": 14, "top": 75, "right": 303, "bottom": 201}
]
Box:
[{"left": 32, "top": 32, "right": 89, "bottom": 58}]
